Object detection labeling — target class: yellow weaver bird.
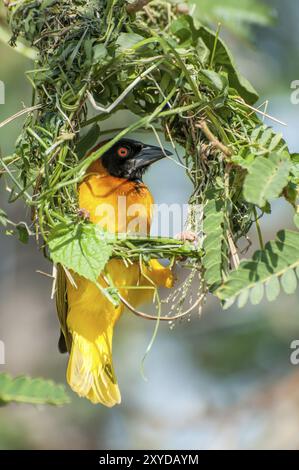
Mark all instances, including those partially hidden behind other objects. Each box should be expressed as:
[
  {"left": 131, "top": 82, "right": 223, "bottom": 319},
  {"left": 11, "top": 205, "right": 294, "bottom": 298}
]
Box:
[{"left": 56, "top": 138, "right": 174, "bottom": 406}]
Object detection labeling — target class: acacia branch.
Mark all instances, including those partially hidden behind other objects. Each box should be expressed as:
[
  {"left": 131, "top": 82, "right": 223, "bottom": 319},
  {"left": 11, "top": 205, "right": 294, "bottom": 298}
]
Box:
[{"left": 196, "top": 120, "right": 233, "bottom": 157}]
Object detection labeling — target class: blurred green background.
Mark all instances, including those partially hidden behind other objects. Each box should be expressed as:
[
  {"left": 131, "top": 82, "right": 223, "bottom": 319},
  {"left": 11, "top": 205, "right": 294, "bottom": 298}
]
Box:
[{"left": 1, "top": 0, "right": 299, "bottom": 450}]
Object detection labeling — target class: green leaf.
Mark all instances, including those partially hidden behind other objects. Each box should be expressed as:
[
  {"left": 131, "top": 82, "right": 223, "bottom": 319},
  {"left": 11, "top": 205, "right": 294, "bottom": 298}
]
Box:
[
  {"left": 92, "top": 43, "right": 107, "bottom": 64},
  {"left": 16, "top": 223, "right": 30, "bottom": 244},
  {"left": 76, "top": 124, "right": 100, "bottom": 159},
  {"left": 281, "top": 270, "right": 298, "bottom": 295},
  {"left": 230, "top": 155, "right": 253, "bottom": 169},
  {"left": 265, "top": 276, "right": 280, "bottom": 302},
  {"left": 283, "top": 183, "right": 297, "bottom": 208},
  {"left": 294, "top": 213, "right": 299, "bottom": 229},
  {"left": 170, "top": 16, "right": 258, "bottom": 102},
  {"left": 0, "top": 373, "right": 70, "bottom": 406},
  {"left": 191, "top": 0, "right": 274, "bottom": 38},
  {"left": 196, "top": 37, "right": 210, "bottom": 65},
  {"left": 243, "top": 153, "right": 291, "bottom": 207},
  {"left": 198, "top": 24, "right": 259, "bottom": 104},
  {"left": 202, "top": 191, "right": 227, "bottom": 288},
  {"left": 170, "top": 16, "right": 196, "bottom": 45},
  {"left": 48, "top": 222, "right": 113, "bottom": 283},
  {"left": 116, "top": 33, "right": 144, "bottom": 51},
  {"left": 237, "top": 288, "right": 249, "bottom": 308},
  {"left": 291, "top": 153, "right": 299, "bottom": 164},
  {"left": 223, "top": 296, "right": 236, "bottom": 310},
  {"left": 199, "top": 69, "right": 228, "bottom": 93},
  {"left": 0, "top": 209, "right": 8, "bottom": 227},
  {"left": 245, "top": 125, "right": 289, "bottom": 158},
  {"left": 216, "top": 230, "right": 299, "bottom": 308},
  {"left": 250, "top": 283, "right": 264, "bottom": 305}
]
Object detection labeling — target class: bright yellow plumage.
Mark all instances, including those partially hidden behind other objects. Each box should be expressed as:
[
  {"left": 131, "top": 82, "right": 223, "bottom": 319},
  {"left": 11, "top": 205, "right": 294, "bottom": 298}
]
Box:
[{"left": 61, "top": 156, "right": 173, "bottom": 406}]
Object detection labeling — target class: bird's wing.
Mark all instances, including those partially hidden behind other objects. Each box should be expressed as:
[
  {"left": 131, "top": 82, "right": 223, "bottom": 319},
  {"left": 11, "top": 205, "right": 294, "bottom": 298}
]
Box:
[{"left": 55, "top": 264, "right": 72, "bottom": 353}]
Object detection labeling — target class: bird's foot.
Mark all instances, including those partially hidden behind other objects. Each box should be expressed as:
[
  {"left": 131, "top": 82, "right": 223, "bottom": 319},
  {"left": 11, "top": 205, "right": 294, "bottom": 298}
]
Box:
[
  {"left": 175, "top": 231, "right": 198, "bottom": 243},
  {"left": 77, "top": 208, "right": 90, "bottom": 221}
]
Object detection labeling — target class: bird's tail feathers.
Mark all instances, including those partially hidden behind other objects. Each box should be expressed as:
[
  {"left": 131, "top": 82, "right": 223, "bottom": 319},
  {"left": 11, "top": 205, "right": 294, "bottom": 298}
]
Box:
[{"left": 67, "top": 329, "right": 121, "bottom": 407}]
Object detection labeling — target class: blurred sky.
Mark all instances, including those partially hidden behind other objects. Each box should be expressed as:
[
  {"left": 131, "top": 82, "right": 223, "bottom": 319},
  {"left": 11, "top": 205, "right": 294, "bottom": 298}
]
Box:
[{"left": 0, "top": 0, "right": 299, "bottom": 450}]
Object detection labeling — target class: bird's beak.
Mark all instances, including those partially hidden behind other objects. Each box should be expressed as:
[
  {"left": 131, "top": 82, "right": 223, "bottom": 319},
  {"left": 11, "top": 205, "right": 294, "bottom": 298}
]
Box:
[{"left": 133, "top": 144, "right": 172, "bottom": 169}]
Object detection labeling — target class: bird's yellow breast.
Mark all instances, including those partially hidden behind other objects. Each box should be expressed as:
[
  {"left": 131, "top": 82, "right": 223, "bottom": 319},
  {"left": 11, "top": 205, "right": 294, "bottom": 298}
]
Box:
[{"left": 79, "top": 161, "right": 153, "bottom": 235}]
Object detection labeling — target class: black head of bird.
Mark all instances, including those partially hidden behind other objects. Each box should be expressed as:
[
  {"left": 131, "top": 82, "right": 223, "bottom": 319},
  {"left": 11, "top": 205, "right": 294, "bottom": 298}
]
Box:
[{"left": 100, "top": 138, "right": 172, "bottom": 182}]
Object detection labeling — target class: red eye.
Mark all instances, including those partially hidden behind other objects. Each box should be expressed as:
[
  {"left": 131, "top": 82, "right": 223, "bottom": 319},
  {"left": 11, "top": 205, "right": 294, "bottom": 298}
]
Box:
[{"left": 117, "top": 146, "right": 129, "bottom": 158}]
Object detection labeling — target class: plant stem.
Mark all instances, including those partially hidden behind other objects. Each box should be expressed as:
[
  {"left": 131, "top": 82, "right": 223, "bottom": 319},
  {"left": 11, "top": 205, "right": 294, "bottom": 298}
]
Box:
[{"left": 253, "top": 206, "right": 264, "bottom": 250}]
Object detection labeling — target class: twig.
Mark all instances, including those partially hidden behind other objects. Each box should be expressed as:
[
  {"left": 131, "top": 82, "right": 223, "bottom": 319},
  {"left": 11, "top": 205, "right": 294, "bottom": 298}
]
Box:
[
  {"left": 0, "top": 104, "right": 42, "bottom": 129},
  {"left": 196, "top": 120, "right": 233, "bottom": 157},
  {"left": 143, "top": 5, "right": 155, "bottom": 22},
  {"left": 126, "top": 0, "right": 152, "bottom": 14},
  {"left": 51, "top": 264, "right": 57, "bottom": 299},
  {"left": 102, "top": 274, "right": 203, "bottom": 321},
  {"left": 63, "top": 266, "right": 78, "bottom": 289},
  {"left": 0, "top": 159, "right": 32, "bottom": 201},
  {"left": 235, "top": 98, "right": 287, "bottom": 126},
  {"left": 150, "top": 124, "right": 188, "bottom": 170},
  {"left": 87, "top": 62, "right": 160, "bottom": 114},
  {"left": 118, "top": 291, "right": 205, "bottom": 322},
  {"left": 36, "top": 270, "right": 54, "bottom": 278},
  {"left": 227, "top": 230, "right": 240, "bottom": 269}
]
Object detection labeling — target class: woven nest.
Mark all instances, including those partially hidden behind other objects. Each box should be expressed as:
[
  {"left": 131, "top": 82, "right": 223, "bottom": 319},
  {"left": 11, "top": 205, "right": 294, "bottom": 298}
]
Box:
[{"left": 2, "top": 0, "right": 296, "bottom": 321}]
